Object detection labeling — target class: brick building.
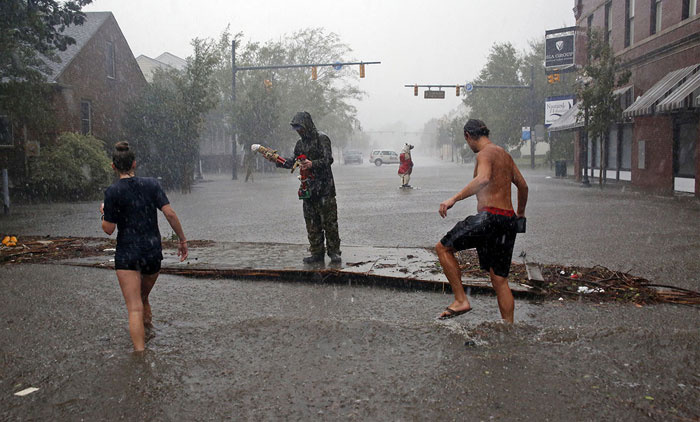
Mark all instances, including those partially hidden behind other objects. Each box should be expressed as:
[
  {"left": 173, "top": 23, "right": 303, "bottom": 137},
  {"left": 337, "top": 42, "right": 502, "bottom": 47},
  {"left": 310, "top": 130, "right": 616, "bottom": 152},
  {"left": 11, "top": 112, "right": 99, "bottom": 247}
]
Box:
[
  {"left": 569, "top": 0, "right": 699, "bottom": 196},
  {"left": 0, "top": 12, "right": 146, "bottom": 182}
]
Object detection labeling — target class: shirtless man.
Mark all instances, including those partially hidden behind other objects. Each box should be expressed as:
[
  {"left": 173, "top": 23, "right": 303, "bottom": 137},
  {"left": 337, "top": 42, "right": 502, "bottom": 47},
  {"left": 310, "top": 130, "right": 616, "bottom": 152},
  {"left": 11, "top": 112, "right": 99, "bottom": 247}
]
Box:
[{"left": 436, "top": 119, "right": 528, "bottom": 323}]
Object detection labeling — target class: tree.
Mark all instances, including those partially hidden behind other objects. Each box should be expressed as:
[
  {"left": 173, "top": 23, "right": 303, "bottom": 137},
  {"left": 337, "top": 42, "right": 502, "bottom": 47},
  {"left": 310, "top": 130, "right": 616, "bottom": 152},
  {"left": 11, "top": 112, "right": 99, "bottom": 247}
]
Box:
[
  {"left": 577, "top": 29, "right": 630, "bottom": 187},
  {"left": 228, "top": 28, "right": 365, "bottom": 159},
  {"left": 463, "top": 43, "right": 525, "bottom": 149},
  {"left": 125, "top": 38, "right": 220, "bottom": 191},
  {"left": 0, "top": 0, "right": 93, "bottom": 130}
]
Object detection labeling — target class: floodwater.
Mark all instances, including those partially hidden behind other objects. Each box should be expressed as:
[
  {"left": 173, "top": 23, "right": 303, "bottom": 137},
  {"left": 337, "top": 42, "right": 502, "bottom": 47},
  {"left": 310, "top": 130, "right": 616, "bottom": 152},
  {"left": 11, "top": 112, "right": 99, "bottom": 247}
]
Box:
[
  {"left": 1, "top": 158, "right": 699, "bottom": 420},
  {"left": 1, "top": 264, "right": 698, "bottom": 420}
]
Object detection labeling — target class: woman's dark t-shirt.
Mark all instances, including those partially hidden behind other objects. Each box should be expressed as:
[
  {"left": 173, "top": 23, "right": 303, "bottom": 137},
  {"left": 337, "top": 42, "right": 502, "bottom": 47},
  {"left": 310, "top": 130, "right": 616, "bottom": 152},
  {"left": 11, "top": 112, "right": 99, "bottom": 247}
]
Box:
[{"left": 103, "top": 177, "right": 170, "bottom": 254}]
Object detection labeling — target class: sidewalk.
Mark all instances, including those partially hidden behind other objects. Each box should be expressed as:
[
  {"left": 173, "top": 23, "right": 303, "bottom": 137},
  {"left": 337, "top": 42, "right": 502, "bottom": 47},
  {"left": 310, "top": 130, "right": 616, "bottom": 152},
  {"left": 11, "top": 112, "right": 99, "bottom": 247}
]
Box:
[{"left": 63, "top": 241, "right": 537, "bottom": 295}]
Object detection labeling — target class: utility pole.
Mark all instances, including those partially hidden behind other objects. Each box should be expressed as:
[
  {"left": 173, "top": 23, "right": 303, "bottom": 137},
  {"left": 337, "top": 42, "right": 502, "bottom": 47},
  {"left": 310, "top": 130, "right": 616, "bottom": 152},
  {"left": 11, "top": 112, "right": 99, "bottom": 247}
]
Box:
[
  {"left": 231, "top": 40, "right": 237, "bottom": 180},
  {"left": 529, "top": 66, "right": 536, "bottom": 169},
  {"left": 230, "top": 39, "right": 380, "bottom": 180}
]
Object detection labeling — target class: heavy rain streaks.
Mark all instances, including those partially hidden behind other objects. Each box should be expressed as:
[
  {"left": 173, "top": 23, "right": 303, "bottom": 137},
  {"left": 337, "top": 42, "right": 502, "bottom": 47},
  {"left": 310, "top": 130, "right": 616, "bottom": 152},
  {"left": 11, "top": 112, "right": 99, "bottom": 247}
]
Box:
[{"left": 1, "top": 0, "right": 699, "bottom": 420}]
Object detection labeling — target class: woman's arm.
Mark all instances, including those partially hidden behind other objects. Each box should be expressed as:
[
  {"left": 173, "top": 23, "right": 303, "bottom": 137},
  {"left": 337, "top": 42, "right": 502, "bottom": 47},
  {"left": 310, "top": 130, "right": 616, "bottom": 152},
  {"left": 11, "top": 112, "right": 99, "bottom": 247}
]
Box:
[
  {"left": 100, "top": 202, "right": 116, "bottom": 235},
  {"left": 161, "top": 204, "right": 188, "bottom": 261}
]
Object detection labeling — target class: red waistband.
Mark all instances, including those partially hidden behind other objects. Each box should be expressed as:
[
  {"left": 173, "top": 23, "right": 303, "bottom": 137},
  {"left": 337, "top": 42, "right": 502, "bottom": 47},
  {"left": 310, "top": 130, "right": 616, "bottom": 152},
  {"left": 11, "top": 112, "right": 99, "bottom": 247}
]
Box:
[{"left": 479, "top": 206, "right": 515, "bottom": 217}]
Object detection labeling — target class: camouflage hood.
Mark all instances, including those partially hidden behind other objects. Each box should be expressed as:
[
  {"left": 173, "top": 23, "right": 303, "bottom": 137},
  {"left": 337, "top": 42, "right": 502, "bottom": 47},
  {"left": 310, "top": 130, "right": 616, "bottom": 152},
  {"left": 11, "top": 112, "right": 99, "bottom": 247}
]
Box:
[{"left": 290, "top": 111, "right": 319, "bottom": 140}]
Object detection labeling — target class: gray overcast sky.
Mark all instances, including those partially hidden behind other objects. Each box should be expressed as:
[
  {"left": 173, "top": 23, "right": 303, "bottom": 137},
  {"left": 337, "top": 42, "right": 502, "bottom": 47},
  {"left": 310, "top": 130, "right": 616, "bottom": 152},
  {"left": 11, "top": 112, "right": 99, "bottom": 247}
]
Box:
[{"left": 84, "top": 0, "right": 575, "bottom": 133}]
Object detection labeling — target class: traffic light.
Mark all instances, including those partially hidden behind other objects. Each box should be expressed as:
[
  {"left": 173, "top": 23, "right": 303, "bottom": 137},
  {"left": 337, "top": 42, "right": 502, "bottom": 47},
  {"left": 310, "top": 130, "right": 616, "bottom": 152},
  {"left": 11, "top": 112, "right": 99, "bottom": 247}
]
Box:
[
  {"left": 311, "top": 66, "right": 317, "bottom": 81},
  {"left": 359, "top": 63, "right": 365, "bottom": 78},
  {"left": 414, "top": 84, "right": 418, "bottom": 96},
  {"left": 456, "top": 85, "right": 460, "bottom": 96},
  {"left": 263, "top": 79, "right": 272, "bottom": 91},
  {"left": 547, "top": 73, "right": 560, "bottom": 84}
]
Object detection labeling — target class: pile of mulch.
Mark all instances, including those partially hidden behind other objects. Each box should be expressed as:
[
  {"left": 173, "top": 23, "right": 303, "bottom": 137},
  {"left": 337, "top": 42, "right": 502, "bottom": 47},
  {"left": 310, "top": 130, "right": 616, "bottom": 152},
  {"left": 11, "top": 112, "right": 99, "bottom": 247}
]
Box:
[
  {"left": 0, "top": 236, "right": 116, "bottom": 265},
  {"left": 455, "top": 250, "right": 700, "bottom": 306},
  {"left": 0, "top": 236, "right": 213, "bottom": 265}
]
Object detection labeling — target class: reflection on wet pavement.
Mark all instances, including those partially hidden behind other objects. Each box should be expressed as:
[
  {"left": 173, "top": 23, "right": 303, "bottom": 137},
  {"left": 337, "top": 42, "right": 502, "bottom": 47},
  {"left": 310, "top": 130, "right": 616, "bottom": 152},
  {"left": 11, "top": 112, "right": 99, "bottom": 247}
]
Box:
[{"left": 1, "top": 264, "right": 698, "bottom": 420}]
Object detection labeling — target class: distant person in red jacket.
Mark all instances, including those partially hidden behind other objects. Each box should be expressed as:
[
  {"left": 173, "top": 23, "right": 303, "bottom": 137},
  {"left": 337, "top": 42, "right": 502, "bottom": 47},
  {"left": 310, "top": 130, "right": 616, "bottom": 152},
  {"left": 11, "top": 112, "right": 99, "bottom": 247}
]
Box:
[{"left": 398, "top": 143, "right": 414, "bottom": 188}]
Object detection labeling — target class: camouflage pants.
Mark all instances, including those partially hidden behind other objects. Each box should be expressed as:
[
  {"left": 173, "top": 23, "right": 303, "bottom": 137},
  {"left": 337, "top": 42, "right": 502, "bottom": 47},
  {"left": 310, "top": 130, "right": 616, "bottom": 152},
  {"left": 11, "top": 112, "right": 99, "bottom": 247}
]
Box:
[{"left": 303, "top": 195, "right": 341, "bottom": 257}]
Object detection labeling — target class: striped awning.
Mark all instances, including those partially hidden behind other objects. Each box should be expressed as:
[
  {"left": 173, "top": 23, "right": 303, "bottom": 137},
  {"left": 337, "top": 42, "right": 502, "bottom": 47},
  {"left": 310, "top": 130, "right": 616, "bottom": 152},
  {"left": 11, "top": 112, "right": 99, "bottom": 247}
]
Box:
[
  {"left": 547, "top": 101, "right": 582, "bottom": 132},
  {"left": 656, "top": 67, "right": 700, "bottom": 112},
  {"left": 623, "top": 63, "right": 700, "bottom": 117}
]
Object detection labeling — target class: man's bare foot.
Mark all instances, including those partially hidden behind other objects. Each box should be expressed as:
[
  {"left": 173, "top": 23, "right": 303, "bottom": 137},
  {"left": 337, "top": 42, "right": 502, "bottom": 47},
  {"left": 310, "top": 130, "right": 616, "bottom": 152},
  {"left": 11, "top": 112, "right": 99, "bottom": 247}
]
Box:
[{"left": 438, "top": 301, "right": 472, "bottom": 320}]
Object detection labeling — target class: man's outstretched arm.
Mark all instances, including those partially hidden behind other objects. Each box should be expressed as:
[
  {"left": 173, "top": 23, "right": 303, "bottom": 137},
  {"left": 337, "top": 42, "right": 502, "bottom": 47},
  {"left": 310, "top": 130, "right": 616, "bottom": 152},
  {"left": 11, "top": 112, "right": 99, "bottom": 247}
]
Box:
[{"left": 512, "top": 162, "right": 528, "bottom": 217}]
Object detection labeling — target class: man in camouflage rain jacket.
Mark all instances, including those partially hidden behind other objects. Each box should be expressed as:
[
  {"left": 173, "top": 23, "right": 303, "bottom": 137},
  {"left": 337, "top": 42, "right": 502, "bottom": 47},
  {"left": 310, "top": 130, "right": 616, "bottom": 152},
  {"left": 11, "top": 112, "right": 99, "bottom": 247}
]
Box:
[{"left": 277, "top": 111, "right": 341, "bottom": 264}]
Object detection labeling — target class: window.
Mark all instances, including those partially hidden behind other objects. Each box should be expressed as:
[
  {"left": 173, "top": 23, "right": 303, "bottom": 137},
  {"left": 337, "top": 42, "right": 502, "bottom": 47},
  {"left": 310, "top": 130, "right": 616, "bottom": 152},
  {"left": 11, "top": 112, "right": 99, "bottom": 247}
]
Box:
[
  {"left": 621, "top": 125, "right": 633, "bottom": 170},
  {"left": 674, "top": 121, "right": 697, "bottom": 177},
  {"left": 0, "top": 115, "right": 12, "bottom": 146},
  {"left": 650, "top": 0, "right": 662, "bottom": 35},
  {"left": 605, "top": 2, "right": 613, "bottom": 45},
  {"left": 80, "top": 101, "right": 91, "bottom": 135},
  {"left": 682, "top": 0, "right": 698, "bottom": 18},
  {"left": 106, "top": 41, "right": 115, "bottom": 79},
  {"left": 625, "top": 0, "right": 635, "bottom": 47},
  {"left": 607, "top": 125, "right": 619, "bottom": 169}
]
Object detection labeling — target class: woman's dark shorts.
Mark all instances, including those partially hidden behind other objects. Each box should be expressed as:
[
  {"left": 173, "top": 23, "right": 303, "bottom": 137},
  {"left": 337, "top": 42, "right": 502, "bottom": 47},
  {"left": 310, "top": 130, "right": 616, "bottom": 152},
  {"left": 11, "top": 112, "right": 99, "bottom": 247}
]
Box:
[
  {"left": 440, "top": 211, "right": 517, "bottom": 278},
  {"left": 115, "top": 248, "right": 163, "bottom": 275}
]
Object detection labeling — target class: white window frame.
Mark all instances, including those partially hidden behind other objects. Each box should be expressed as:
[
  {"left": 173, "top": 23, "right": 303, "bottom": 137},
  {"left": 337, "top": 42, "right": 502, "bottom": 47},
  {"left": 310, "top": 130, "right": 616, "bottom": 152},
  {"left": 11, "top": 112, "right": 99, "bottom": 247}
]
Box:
[{"left": 80, "top": 101, "right": 92, "bottom": 135}]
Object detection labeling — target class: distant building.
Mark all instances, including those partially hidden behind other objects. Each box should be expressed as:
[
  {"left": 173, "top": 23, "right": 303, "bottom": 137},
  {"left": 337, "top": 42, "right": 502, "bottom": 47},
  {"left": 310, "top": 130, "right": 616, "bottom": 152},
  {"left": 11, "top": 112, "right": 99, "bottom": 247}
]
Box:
[
  {"left": 0, "top": 11, "right": 147, "bottom": 182},
  {"left": 136, "top": 52, "right": 186, "bottom": 82},
  {"left": 568, "top": 0, "right": 699, "bottom": 196}
]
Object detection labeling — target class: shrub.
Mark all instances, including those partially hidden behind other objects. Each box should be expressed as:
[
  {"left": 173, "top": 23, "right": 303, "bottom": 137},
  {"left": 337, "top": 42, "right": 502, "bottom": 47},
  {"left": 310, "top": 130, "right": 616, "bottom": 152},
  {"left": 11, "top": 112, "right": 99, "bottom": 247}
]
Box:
[{"left": 28, "top": 132, "right": 112, "bottom": 201}]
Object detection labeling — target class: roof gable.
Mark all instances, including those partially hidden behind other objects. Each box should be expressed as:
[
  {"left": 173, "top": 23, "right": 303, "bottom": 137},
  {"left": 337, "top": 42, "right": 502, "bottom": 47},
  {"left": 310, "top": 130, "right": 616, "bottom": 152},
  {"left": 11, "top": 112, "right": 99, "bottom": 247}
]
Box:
[{"left": 43, "top": 12, "right": 112, "bottom": 82}]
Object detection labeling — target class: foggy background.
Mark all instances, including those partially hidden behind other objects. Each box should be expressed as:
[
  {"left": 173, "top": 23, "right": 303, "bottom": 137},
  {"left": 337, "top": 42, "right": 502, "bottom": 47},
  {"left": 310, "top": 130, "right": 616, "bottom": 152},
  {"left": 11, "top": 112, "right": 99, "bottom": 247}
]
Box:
[{"left": 84, "top": 0, "right": 575, "bottom": 138}]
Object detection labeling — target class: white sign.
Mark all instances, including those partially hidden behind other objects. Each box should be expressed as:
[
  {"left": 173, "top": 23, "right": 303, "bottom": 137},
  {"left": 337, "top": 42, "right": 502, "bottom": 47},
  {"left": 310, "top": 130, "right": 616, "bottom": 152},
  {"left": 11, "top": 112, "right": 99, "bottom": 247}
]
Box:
[{"left": 545, "top": 95, "right": 575, "bottom": 126}]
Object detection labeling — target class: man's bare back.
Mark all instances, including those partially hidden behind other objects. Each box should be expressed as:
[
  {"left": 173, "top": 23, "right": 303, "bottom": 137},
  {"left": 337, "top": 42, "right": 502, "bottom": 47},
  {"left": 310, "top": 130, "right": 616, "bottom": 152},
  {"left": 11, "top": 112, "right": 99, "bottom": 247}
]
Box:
[{"left": 473, "top": 144, "right": 527, "bottom": 215}]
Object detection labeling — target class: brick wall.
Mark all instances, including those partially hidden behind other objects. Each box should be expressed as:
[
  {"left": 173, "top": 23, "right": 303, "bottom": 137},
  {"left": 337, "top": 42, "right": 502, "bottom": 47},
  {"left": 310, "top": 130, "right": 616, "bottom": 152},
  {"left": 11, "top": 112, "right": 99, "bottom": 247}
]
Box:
[
  {"left": 632, "top": 115, "right": 674, "bottom": 193},
  {"left": 53, "top": 15, "right": 146, "bottom": 145}
]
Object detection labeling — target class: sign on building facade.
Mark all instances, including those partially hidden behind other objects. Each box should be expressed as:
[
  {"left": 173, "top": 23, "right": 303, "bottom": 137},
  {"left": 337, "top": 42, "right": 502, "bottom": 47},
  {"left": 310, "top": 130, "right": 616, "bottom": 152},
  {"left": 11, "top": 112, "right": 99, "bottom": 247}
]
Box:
[{"left": 545, "top": 26, "right": 576, "bottom": 73}]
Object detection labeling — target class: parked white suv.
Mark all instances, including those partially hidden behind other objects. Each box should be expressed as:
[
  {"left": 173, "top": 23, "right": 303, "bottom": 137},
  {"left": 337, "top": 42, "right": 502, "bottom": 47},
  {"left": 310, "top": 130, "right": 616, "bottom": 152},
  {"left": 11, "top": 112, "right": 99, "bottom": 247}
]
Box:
[{"left": 369, "top": 150, "right": 399, "bottom": 166}]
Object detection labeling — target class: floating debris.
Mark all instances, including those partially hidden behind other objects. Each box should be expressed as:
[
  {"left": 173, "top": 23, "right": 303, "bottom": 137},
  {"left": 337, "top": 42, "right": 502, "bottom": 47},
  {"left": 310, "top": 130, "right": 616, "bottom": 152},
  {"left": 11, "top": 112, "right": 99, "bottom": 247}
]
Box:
[{"left": 14, "top": 387, "right": 39, "bottom": 397}]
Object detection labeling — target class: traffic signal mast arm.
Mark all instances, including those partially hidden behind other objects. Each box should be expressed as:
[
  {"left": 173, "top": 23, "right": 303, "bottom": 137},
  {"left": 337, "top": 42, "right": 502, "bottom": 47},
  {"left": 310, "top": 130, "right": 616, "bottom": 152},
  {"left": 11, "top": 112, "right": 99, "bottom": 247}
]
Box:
[
  {"left": 236, "top": 61, "right": 381, "bottom": 71},
  {"left": 404, "top": 83, "right": 532, "bottom": 89}
]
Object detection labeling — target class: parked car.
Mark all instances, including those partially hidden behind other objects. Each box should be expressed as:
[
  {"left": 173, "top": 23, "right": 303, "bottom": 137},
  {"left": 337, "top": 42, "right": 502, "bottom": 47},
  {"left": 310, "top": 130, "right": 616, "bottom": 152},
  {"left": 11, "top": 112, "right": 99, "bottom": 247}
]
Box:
[
  {"left": 343, "top": 150, "right": 363, "bottom": 164},
  {"left": 369, "top": 150, "right": 399, "bottom": 166}
]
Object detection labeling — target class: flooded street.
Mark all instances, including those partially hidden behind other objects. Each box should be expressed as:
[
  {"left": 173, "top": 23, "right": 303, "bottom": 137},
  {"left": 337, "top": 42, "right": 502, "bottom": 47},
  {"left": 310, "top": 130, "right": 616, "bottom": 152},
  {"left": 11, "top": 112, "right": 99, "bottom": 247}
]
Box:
[
  {"left": 1, "top": 264, "right": 698, "bottom": 420},
  {"left": 1, "top": 160, "right": 699, "bottom": 420}
]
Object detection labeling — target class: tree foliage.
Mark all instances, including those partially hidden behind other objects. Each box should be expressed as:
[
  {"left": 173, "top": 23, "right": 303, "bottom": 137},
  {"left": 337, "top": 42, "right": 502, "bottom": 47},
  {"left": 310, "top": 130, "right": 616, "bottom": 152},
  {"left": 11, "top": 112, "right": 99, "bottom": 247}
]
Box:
[
  {"left": 125, "top": 38, "right": 220, "bottom": 191},
  {"left": 28, "top": 132, "right": 111, "bottom": 200},
  {"left": 431, "top": 39, "right": 577, "bottom": 158},
  {"left": 0, "top": 0, "right": 93, "bottom": 131},
  {"left": 577, "top": 29, "right": 630, "bottom": 185},
  {"left": 210, "top": 27, "right": 365, "bottom": 158}
]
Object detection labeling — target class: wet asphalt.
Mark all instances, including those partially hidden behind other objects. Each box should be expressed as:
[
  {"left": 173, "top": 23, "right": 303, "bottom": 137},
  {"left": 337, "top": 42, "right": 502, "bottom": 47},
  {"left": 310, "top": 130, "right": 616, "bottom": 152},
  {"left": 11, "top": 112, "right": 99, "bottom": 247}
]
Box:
[{"left": 1, "top": 157, "right": 699, "bottom": 420}]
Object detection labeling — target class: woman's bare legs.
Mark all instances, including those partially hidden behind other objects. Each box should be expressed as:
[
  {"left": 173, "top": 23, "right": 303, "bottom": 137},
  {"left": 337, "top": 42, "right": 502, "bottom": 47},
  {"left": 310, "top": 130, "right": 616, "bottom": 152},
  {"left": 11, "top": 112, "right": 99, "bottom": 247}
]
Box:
[
  {"left": 141, "top": 273, "right": 158, "bottom": 327},
  {"left": 117, "top": 270, "right": 146, "bottom": 351}
]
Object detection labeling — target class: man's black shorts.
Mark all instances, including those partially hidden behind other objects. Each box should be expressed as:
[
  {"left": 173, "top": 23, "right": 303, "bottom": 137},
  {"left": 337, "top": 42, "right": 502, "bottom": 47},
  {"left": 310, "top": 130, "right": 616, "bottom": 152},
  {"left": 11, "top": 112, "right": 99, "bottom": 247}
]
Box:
[
  {"left": 440, "top": 211, "right": 517, "bottom": 278},
  {"left": 114, "top": 248, "right": 163, "bottom": 275}
]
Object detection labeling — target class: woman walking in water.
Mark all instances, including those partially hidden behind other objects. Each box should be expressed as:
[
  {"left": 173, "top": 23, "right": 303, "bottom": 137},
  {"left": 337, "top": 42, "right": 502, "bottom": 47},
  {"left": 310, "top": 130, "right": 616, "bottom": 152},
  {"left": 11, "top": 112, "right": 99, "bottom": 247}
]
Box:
[{"left": 101, "top": 141, "right": 188, "bottom": 351}]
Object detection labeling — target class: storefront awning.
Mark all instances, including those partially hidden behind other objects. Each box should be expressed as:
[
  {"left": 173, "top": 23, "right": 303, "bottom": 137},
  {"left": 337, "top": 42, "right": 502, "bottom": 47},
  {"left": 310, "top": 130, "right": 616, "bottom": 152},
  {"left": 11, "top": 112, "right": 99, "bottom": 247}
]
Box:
[
  {"left": 623, "top": 63, "right": 700, "bottom": 117},
  {"left": 547, "top": 101, "right": 582, "bottom": 132},
  {"left": 656, "top": 67, "right": 700, "bottom": 112}
]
